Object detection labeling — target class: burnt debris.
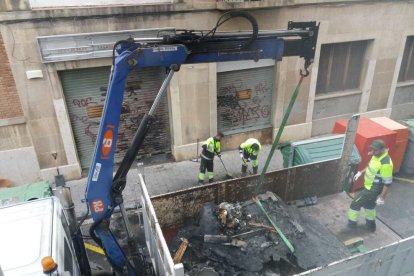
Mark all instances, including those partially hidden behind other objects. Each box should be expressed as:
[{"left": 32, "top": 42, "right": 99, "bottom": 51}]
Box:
[{"left": 169, "top": 191, "right": 350, "bottom": 276}]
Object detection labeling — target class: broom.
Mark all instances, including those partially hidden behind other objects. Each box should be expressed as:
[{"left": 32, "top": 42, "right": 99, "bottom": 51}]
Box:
[{"left": 218, "top": 156, "right": 234, "bottom": 179}]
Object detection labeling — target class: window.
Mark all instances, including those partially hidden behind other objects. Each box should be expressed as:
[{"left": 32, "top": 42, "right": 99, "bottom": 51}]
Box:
[
  {"left": 316, "top": 41, "right": 368, "bottom": 94},
  {"left": 398, "top": 36, "right": 414, "bottom": 82}
]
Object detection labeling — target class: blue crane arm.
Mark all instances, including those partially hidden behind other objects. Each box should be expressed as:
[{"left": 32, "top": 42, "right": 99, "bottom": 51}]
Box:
[{"left": 84, "top": 12, "right": 319, "bottom": 274}]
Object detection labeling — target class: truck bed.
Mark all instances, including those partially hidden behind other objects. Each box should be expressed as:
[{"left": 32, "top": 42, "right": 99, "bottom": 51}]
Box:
[
  {"left": 299, "top": 192, "right": 401, "bottom": 251},
  {"left": 142, "top": 169, "right": 414, "bottom": 275},
  {"left": 80, "top": 175, "right": 414, "bottom": 275},
  {"left": 300, "top": 175, "right": 414, "bottom": 252}
]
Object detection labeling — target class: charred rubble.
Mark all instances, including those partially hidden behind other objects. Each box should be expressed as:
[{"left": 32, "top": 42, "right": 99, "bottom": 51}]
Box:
[{"left": 169, "top": 191, "right": 350, "bottom": 276}]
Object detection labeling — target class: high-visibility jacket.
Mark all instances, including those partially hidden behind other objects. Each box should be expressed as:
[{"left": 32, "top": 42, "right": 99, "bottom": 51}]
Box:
[
  {"left": 364, "top": 150, "right": 393, "bottom": 190},
  {"left": 239, "top": 138, "right": 261, "bottom": 158},
  {"left": 201, "top": 137, "right": 221, "bottom": 160}
]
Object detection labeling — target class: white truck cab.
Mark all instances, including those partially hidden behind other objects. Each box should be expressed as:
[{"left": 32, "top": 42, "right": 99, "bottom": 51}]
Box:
[{"left": 0, "top": 197, "right": 81, "bottom": 276}]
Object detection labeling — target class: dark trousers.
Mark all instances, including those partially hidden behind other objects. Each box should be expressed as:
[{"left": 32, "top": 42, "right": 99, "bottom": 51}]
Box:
[
  {"left": 350, "top": 188, "right": 378, "bottom": 209},
  {"left": 199, "top": 157, "right": 214, "bottom": 173},
  {"left": 348, "top": 185, "right": 382, "bottom": 224},
  {"left": 199, "top": 157, "right": 214, "bottom": 183}
]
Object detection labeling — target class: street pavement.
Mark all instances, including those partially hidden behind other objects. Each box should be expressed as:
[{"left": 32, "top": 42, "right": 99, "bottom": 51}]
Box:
[
  {"left": 66, "top": 143, "right": 414, "bottom": 242},
  {"left": 67, "top": 144, "right": 284, "bottom": 217},
  {"left": 375, "top": 174, "right": 414, "bottom": 238}
]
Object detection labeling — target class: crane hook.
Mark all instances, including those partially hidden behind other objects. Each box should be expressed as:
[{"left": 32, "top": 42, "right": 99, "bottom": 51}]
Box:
[{"left": 300, "top": 59, "right": 312, "bottom": 77}]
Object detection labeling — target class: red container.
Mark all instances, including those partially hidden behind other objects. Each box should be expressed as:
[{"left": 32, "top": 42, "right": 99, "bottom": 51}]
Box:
[
  {"left": 332, "top": 117, "right": 397, "bottom": 191},
  {"left": 370, "top": 117, "right": 408, "bottom": 173}
]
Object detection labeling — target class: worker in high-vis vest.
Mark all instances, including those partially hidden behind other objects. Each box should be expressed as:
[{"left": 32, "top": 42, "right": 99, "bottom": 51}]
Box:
[
  {"left": 239, "top": 138, "right": 261, "bottom": 175},
  {"left": 198, "top": 133, "right": 224, "bottom": 184},
  {"left": 348, "top": 139, "right": 393, "bottom": 232}
]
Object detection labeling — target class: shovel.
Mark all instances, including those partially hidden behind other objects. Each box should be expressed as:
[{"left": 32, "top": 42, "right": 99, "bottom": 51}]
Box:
[{"left": 218, "top": 156, "right": 234, "bottom": 179}]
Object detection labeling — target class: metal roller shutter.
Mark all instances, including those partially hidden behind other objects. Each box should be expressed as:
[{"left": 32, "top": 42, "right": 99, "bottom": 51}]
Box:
[
  {"left": 60, "top": 66, "right": 171, "bottom": 169},
  {"left": 217, "top": 66, "right": 275, "bottom": 134}
]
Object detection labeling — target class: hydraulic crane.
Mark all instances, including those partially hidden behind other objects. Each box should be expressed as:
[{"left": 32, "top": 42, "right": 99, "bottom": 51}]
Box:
[{"left": 84, "top": 10, "right": 319, "bottom": 275}]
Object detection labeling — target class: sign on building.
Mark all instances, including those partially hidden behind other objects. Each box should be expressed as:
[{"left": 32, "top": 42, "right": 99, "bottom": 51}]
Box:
[
  {"left": 37, "top": 28, "right": 175, "bottom": 63},
  {"left": 30, "top": 0, "right": 171, "bottom": 9}
]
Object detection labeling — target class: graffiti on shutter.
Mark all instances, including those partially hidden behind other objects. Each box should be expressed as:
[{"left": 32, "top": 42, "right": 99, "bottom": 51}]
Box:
[
  {"left": 217, "top": 66, "right": 275, "bottom": 133},
  {"left": 61, "top": 66, "right": 171, "bottom": 169}
]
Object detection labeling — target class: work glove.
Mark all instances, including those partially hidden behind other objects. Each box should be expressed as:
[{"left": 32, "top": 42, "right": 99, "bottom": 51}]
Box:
[
  {"left": 247, "top": 158, "right": 251, "bottom": 162},
  {"left": 240, "top": 153, "right": 244, "bottom": 159},
  {"left": 217, "top": 153, "right": 221, "bottom": 158},
  {"left": 376, "top": 197, "right": 385, "bottom": 206},
  {"left": 353, "top": 171, "right": 362, "bottom": 182}
]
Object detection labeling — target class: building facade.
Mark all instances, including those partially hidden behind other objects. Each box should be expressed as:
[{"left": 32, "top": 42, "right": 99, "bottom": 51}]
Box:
[{"left": 0, "top": 0, "right": 413, "bottom": 185}]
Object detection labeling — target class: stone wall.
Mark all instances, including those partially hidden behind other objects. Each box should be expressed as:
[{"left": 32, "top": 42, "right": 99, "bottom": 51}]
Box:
[
  {"left": 1, "top": 1, "right": 414, "bottom": 184},
  {"left": 0, "top": 34, "right": 23, "bottom": 120}
]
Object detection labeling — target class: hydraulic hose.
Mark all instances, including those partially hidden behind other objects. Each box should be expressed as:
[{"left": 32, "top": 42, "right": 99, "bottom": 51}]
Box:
[{"left": 216, "top": 11, "right": 259, "bottom": 50}]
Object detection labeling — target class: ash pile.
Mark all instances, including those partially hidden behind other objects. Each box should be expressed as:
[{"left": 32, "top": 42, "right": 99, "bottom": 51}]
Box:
[{"left": 170, "top": 191, "right": 350, "bottom": 276}]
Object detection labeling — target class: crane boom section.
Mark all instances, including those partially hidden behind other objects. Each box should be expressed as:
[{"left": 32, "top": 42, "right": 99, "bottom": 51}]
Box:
[{"left": 84, "top": 16, "right": 319, "bottom": 274}]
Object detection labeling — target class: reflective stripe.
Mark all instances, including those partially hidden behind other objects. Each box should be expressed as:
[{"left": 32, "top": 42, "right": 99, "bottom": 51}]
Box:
[
  {"left": 215, "top": 140, "right": 221, "bottom": 153},
  {"left": 208, "top": 172, "right": 214, "bottom": 179},
  {"left": 367, "top": 166, "right": 381, "bottom": 177},
  {"left": 364, "top": 151, "right": 393, "bottom": 190},
  {"left": 365, "top": 208, "right": 376, "bottom": 221},
  {"left": 205, "top": 138, "right": 214, "bottom": 153},
  {"left": 198, "top": 173, "right": 205, "bottom": 181},
  {"left": 382, "top": 176, "right": 393, "bottom": 184},
  {"left": 201, "top": 153, "right": 213, "bottom": 160},
  {"left": 203, "top": 138, "right": 221, "bottom": 156},
  {"left": 348, "top": 209, "right": 359, "bottom": 221},
  {"left": 252, "top": 160, "right": 258, "bottom": 167},
  {"left": 366, "top": 165, "right": 380, "bottom": 181}
]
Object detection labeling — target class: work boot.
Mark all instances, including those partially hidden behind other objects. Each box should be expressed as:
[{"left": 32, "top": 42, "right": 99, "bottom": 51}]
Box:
[
  {"left": 198, "top": 179, "right": 204, "bottom": 185},
  {"left": 347, "top": 220, "right": 357, "bottom": 229},
  {"left": 209, "top": 178, "right": 214, "bottom": 183},
  {"left": 253, "top": 166, "right": 258, "bottom": 174},
  {"left": 365, "top": 221, "right": 376, "bottom": 232}
]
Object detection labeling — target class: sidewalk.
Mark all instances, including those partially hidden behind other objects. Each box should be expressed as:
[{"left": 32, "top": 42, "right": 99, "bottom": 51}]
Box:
[{"left": 67, "top": 145, "right": 284, "bottom": 217}]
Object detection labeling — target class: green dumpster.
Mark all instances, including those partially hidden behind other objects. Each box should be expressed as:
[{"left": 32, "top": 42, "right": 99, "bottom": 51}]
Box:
[
  {"left": 280, "top": 134, "right": 361, "bottom": 167},
  {"left": 0, "top": 181, "right": 53, "bottom": 207},
  {"left": 279, "top": 135, "right": 361, "bottom": 192},
  {"left": 401, "top": 119, "right": 414, "bottom": 175}
]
